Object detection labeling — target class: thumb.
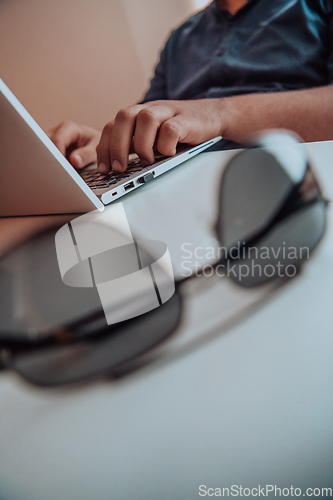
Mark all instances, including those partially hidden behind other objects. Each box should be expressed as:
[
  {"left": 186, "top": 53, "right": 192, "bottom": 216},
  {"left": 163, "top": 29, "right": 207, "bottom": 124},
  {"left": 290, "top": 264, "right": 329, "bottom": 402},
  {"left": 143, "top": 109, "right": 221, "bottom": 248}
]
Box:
[{"left": 69, "top": 145, "right": 97, "bottom": 169}]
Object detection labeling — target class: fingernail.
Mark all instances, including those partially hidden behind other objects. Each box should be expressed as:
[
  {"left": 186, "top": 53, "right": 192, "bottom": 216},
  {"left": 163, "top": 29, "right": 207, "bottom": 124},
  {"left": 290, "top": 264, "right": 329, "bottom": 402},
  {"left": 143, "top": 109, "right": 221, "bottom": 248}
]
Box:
[
  {"left": 98, "top": 162, "right": 108, "bottom": 174},
  {"left": 72, "top": 154, "right": 83, "bottom": 168},
  {"left": 112, "top": 160, "right": 123, "bottom": 172}
]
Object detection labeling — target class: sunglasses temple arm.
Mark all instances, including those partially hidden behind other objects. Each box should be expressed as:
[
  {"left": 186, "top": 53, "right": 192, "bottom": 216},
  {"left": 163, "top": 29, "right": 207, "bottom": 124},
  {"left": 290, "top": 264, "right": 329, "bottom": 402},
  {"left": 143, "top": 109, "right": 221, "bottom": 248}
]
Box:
[{"left": 53, "top": 308, "right": 108, "bottom": 338}]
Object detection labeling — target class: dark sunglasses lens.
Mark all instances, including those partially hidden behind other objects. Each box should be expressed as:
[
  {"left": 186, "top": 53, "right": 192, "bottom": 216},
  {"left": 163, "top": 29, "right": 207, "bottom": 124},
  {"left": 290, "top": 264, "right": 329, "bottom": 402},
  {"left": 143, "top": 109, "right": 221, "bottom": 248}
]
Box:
[
  {"left": 0, "top": 221, "right": 175, "bottom": 340},
  {"left": 0, "top": 226, "right": 106, "bottom": 343},
  {"left": 1, "top": 219, "right": 179, "bottom": 385},
  {"left": 217, "top": 148, "right": 294, "bottom": 249},
  {"left": 8, "top": 290, "right": 182, "bottom": 386},
  {"left": 227, "top": 199, "right": 326, "bottom": 287}
]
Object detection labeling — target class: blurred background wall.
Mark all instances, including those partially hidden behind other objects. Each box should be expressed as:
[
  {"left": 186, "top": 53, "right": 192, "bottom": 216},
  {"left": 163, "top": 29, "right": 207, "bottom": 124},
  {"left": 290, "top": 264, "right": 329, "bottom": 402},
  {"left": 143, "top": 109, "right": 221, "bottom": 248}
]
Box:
[{"left": 0, "top": 0, "right": 209, "bottom": 131}]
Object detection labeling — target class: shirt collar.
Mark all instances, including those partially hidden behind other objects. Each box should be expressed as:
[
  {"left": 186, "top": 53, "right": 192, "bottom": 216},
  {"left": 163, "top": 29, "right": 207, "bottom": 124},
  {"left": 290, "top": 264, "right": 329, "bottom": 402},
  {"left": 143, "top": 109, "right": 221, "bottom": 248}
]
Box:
[{"left": 211, "top": 0, "right": 254, "bottom": 18}]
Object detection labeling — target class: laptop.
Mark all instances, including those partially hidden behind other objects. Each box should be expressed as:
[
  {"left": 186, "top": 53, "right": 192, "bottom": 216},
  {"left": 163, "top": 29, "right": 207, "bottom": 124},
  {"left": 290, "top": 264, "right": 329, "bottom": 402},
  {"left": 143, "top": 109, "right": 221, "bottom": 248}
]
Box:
[{"left": 0, "top": 78, "right": 222, "bottom": 217}]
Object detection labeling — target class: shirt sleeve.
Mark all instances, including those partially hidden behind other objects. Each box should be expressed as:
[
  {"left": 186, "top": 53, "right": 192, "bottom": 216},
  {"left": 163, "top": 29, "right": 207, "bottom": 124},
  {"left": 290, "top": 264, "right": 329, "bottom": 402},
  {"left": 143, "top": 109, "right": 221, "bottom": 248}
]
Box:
[{"left": 141, "top": 40, "right": 169, "bottom": 103}]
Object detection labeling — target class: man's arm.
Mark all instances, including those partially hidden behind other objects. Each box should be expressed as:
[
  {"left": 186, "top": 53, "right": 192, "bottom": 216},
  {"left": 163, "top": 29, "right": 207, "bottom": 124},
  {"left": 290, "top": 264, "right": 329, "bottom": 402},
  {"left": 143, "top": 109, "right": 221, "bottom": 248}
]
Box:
[
  {"left": 222, "top": 85, "right": 333, "bottom": 144},
  {"left": 96, "top": 85, "right": 333, "bottom": 173}
]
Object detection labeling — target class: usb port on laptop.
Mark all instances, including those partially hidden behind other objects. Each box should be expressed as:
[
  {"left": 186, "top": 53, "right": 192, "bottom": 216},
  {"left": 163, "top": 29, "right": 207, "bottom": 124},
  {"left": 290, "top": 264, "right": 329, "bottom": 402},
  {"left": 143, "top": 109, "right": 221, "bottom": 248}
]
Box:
[{"left": 124, "top": 181, "right": 135, "bottom": 192}]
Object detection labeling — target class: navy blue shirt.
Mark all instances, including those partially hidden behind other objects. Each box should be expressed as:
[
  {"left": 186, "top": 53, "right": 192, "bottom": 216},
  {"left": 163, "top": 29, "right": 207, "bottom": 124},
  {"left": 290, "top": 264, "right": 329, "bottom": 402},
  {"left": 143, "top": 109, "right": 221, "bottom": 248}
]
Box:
[{"left": 143, "top": 0, "right": 333, "bottom": 102}]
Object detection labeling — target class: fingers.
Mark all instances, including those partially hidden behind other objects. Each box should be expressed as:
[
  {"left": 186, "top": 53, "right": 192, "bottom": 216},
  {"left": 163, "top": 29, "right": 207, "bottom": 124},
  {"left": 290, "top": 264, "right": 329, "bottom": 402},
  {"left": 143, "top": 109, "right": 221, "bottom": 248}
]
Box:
[
  {"left": 96, "top": 104, "right": 177, "bottom": 174},
  {"left": 47, "top": 121, "right": 81, "bottom": 156},
  {"left": 156, "top": 118, "right": 183, "bottom": 156},
  {"left": 49, "top": 99, "right": 223, "bottom": 175},
  {"left": 97, "top": 106, "right": 141, "bottom": 174},
  {"left": 96, "top": 120, "right": 115, "bottom": 174},
  {"left": 68, "top": 144, "right": 97, "bottom": 169},
  {"left": 132, "top": 108, "right": 167, "bottom": 166},
  {"left": 48, "top": 121, "right": 101, "bottom": 169}
]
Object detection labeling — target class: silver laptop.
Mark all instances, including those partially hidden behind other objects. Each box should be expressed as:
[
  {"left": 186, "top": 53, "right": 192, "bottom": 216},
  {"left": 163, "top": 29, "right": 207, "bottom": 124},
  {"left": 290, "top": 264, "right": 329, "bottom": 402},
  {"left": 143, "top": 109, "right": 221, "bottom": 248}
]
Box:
[{"left": 0, "top": 78, "right": 221, "bottom": 216}]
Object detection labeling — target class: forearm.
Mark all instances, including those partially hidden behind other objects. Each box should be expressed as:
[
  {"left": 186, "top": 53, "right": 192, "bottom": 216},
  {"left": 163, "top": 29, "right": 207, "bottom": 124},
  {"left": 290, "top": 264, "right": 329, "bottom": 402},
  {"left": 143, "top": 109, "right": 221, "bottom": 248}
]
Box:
[
  {"left": 95, "top": 85, "right": 333, "bottom": 173},
  {"left": 221, "top": 85, "right": 333, "bottom": 143}
]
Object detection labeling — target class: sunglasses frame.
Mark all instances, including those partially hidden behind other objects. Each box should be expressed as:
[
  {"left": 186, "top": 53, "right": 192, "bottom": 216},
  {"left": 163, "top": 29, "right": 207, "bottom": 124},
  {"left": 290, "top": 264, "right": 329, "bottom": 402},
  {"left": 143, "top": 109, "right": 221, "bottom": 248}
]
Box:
[{"left": 0, "top": 134, "right": 329, "bottom": 384}]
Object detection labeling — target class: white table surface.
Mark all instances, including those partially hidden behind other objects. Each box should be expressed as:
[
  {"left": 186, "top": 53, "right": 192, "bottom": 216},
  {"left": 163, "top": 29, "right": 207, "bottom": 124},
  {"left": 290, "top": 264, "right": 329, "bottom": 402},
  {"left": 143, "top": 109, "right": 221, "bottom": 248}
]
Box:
[{"left": 0, "top": 141, "right": 332, "bottom": 500}]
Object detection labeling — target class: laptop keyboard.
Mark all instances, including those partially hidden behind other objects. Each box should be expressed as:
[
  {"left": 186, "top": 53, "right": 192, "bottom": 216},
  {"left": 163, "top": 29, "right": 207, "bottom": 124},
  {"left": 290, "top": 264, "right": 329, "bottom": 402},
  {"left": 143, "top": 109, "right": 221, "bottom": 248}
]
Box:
[
  {"left": 80, "top": 158, "right": 144, "bottom": 189},
  {"left": 80, "top": 155, "right": 167, "bottom": 190}
]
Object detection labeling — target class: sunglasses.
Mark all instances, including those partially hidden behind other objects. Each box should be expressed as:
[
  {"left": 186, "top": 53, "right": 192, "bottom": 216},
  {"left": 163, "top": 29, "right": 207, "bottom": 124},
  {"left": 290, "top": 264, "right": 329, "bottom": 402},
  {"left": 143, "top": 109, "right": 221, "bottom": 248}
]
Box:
[{"left": 0, "top": 131, "right": 327, "bottom": 386}]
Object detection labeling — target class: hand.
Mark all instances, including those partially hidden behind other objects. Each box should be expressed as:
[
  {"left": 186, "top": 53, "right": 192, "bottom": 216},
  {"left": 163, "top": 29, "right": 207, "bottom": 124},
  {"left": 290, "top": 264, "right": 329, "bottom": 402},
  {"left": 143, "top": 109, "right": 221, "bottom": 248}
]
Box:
[
  {"left": 48, "top": 121, "right": 101, "bottom": 169},
  {"left": 96, "top": 99, "right": 225, "bottom": 173}
]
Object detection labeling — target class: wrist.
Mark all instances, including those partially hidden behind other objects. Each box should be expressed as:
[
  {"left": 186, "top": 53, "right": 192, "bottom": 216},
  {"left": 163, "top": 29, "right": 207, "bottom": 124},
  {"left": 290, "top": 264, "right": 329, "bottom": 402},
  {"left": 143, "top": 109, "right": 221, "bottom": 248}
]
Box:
[{"left": 216, "top": 95, "right": 241, "bottom": 141}]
